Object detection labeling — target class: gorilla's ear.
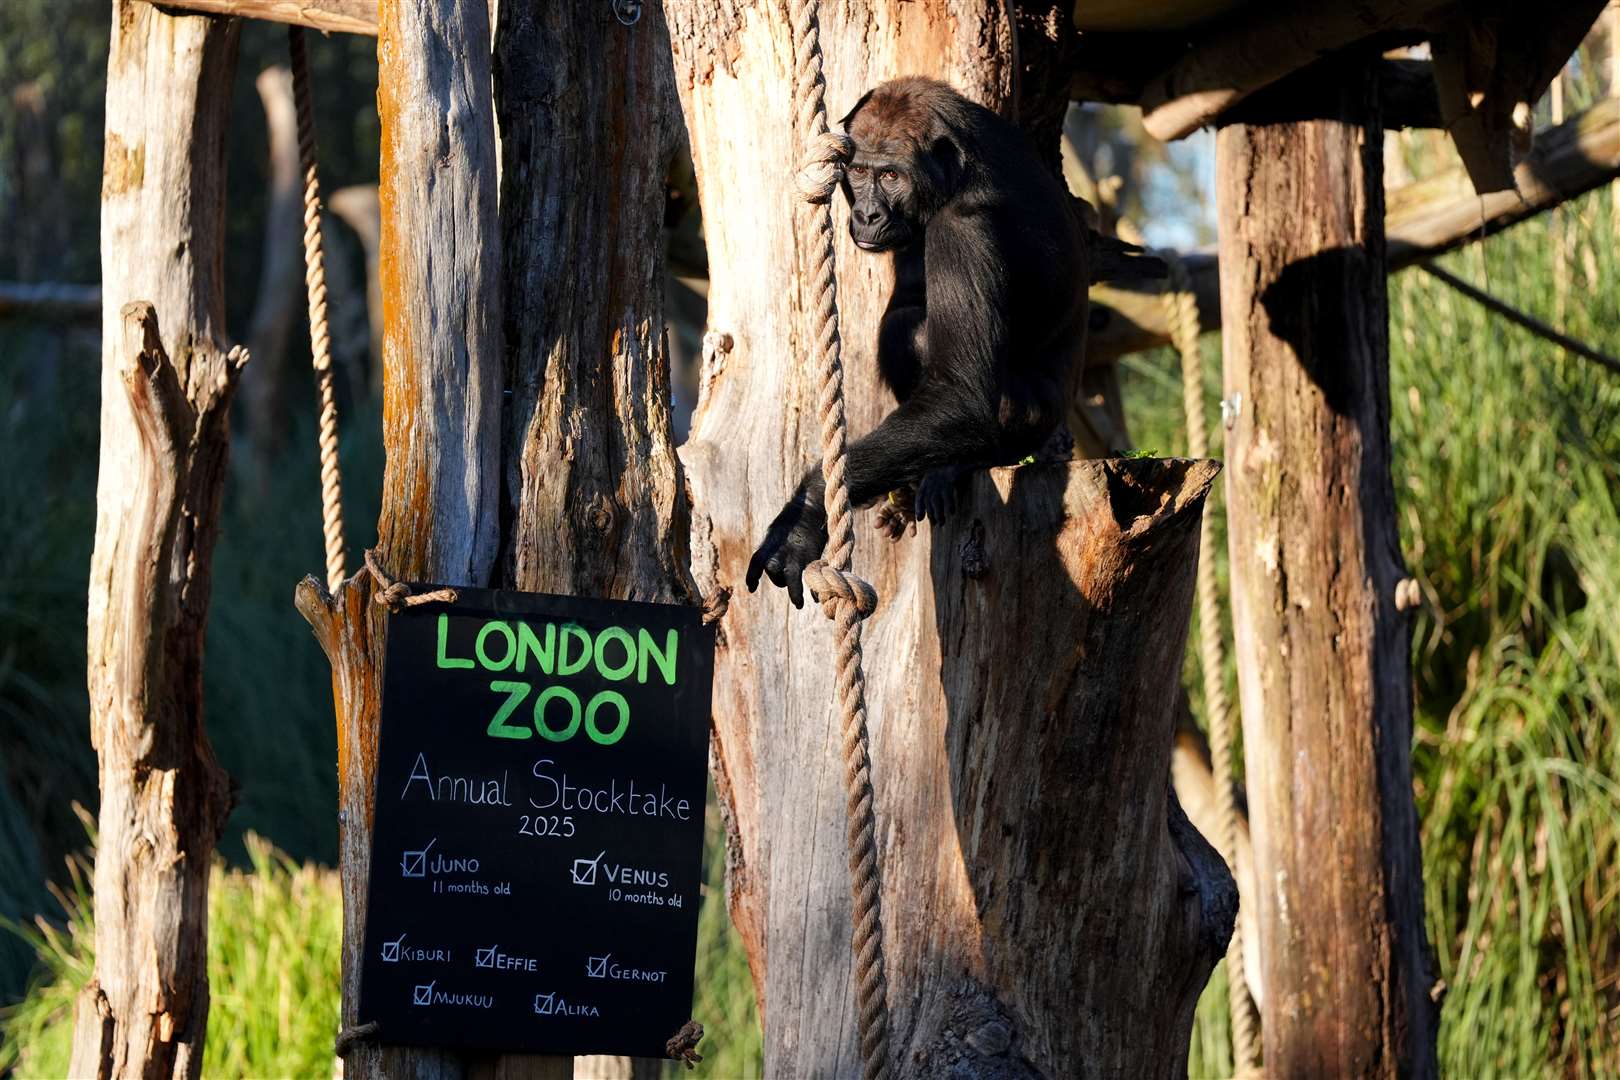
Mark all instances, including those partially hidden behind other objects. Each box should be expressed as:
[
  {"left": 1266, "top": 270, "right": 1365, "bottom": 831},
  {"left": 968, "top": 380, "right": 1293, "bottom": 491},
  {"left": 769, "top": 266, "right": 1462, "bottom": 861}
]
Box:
[
  {"left": 927, "top": 135, "right": 963, "bottom": 193},
  {"left": 839, "top": 89, "right": 874, "bottom": 132}
]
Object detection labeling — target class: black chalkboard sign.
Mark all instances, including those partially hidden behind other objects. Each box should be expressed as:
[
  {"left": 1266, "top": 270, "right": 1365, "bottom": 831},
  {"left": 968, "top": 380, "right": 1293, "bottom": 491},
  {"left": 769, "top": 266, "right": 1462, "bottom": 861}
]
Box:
[{"left": 356, "top": 585, "right": 714, "bottom": 1058}]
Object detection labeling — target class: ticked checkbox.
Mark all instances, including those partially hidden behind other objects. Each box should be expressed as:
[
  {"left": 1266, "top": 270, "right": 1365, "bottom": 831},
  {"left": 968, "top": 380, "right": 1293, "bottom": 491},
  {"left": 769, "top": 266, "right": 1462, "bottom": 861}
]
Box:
[
  {"left": 571, "top": 851, "right": 606, "bottom": 886},
  {"left": 381, "top": 933, "right": 407, "bottom": 963},
  {"left": 413, "top": 981, "right": 435, "bottom": 1006},
  {"left": 475, "top": 946, "right": 497, "bottom": 969},
  {"left": 586, "top": 954, "right": 610, "bottom": 979},
  {"left": 401, "top": 838, "right": 436, "bottom": 878},
  {"left": 533, "top": 992, "right": 556, "bottom": 1016}
]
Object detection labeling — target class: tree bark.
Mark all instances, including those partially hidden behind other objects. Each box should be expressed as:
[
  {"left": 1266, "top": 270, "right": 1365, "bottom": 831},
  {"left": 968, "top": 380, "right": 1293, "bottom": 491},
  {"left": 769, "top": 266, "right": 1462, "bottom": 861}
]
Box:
[
  {"left": 297, "top": 2, "right": 688, "bottom": 1078},
  {"left": 669, "top": 5, "right": 1233, "bottom": 1075},
  {"left": 1215, "top": 70, "right": 1438, "bottom": 1078},
  {"left": 492, "top": 0, "right": 689, "bottom": 606},
  {"left": 294, "top": 1, "right": 502, "bottom": 1077},
  {"left": 327, "top": 184, "right": 383, "bottom": 397},
  {"left": 70, "top": 5, "right": 243, "bottom": 1076},
  {"left": 241, "top": 65, "right": 303, "bottom": 482}
]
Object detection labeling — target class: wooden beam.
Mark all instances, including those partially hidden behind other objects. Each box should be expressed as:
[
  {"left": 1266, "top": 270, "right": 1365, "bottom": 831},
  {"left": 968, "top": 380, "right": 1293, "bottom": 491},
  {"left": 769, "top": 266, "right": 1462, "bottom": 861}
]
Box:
[
  {"left": 1430, "top": 0, "right": 1608, "bottom": 195},
  {"left": 154, "top": 0, "right": 376, "bottom": 35},
  {"left": 1221, "top": 57, "right": 1442, "bottom": 130},
  {"left": 1387, "top": 99, "right": 1620, "bottom": 255},
  {"left": 1138, "top": 0, "right": 1450, "bottom": 141},
  {"left": 1087, "top": 99, "right": 1620, "bottom": 361},
  {"left": 0, "top": 280, "right": 100, "bottom": 323},
  {"left": 1216, "top": 67, "right": 1439, "bottom": 1077}
]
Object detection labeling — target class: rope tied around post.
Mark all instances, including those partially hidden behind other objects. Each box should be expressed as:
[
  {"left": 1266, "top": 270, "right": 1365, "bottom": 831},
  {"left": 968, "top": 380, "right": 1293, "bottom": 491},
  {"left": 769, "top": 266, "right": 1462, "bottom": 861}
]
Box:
[
  {"left": 787, "top": 1, "right": 892, "bottom": 1076},
  {"left": 701, "top": 586, "right": 731, "bottom": 626},
  {"left": 1162, "top": 251, "right": 1261, "bottom": 1074},
  {"left": 363, "top": 548, "right": 459, "bottom": 612},
  {"left": 665, "top": 1020, "right": 706, "bottom": 1069},
  {"left": 333, "top": 1020, "right": 378, "bottom": 1058}
]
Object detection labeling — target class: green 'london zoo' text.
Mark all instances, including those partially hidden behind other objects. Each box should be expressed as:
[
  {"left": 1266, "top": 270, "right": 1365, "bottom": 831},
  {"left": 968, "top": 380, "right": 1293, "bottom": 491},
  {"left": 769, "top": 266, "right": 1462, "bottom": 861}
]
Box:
[{"left": 435, "top": 615, "right": 679, "bottom": 746}]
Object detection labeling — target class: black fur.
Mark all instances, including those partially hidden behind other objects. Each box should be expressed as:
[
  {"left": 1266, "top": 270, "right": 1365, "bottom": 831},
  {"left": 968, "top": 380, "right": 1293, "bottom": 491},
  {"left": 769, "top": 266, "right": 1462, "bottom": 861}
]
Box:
[{"left": 746, "top": 77, "right": 1087, "bottom": 607}]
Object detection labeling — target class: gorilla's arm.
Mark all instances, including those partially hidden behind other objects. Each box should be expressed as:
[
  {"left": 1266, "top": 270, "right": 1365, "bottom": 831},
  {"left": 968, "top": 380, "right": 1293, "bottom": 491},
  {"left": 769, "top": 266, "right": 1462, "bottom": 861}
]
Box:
[
  {"left": 744, "top": 385, "right": 1000, "bottom": 605},
  {"left": 747, "top": 220, "right": 1009, "bottom": 606}
]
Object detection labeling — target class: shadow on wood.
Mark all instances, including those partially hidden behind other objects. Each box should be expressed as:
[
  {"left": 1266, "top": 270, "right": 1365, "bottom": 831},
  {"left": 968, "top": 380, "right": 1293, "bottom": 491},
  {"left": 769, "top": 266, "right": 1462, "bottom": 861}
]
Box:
[{"left": 868, "top": 457, "right": 1235, "bottom": 1077}]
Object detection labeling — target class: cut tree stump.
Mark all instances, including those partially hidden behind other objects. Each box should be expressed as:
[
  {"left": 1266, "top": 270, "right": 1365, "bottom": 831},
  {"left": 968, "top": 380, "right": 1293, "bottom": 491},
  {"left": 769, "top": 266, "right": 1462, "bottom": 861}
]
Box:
[
  {"left": 670, "top": 5, "right": 1233, "bottom": 1073},
  {"left": 69, "top": 3, "right": 243, "bottom": 1076}
]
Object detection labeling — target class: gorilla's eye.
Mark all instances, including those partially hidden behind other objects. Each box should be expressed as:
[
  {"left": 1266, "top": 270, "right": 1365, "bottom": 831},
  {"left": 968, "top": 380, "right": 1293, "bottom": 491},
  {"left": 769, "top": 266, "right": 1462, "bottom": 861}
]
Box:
[
  {"left": 879, "top": 168, "right": 900, "bottom": 184},
  {"left": 848, "top": 164, "right": 869, "bottom": 178}
]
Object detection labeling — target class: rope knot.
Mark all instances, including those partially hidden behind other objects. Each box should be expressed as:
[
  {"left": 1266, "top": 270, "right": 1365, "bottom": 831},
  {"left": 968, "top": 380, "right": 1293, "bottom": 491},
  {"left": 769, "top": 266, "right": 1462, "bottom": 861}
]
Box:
[
  {"left": 364, "top": 548, "right": 459, "bottom": 613},
  {"left": 666, "top": 1020, "right": 705, "bottom": 1069},
  {"left": 795, "top": 131, "right": 854, "bottom": 204},
  {"left": 334, "top": 1021, "right": 378, "bottom": 1058},
  {"left": 701, "top": 586, "right": 731, "bottom": 626},
  {"left": 803, "top": 560, "right": 878, "bottom": 621}
]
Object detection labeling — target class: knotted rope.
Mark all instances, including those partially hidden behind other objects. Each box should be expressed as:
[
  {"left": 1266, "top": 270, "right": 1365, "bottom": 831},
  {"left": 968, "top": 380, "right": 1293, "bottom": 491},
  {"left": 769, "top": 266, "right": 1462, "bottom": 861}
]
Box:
[
  {"left": 333, "top": 1020, "right": 377, "bottom": 1058},
  {"left": 364, "top": 548, "right": 459, "bottom": 612},
  {"left": 1163, "top": 253, "right": 1260, "bottom": 1074},
  {"left": 290, "top": 26, "right": 348, "bottom": 593},
  {"left": 665, "top": 1020, "right": 705, "bottom": 1069},
  {"left": 788, "top": 4, "right": 891, "bottom": 1077}
]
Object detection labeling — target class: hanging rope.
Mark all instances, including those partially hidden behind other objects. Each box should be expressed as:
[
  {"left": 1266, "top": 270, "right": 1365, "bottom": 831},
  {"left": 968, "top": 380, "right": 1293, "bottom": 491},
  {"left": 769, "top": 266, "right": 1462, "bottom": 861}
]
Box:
[
  {"left": 290, "top": 27, "right": 349, "bottom": 592},
  {"left": 1163, "top": 253, "right": 1261, "bottom": 1075},
  {"left": 787, "top": 4, "right": 892, "bottom": 1078}
]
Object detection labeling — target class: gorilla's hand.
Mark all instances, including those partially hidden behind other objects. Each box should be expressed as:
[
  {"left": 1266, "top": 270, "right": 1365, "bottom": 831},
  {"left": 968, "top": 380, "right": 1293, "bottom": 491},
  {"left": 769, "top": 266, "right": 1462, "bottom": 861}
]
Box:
[
  {"left": 745, "top": 495, "right": 828, "bottom": 608},
  {"left": 914, "top": 464, "right": 967, "bottom": 523}
]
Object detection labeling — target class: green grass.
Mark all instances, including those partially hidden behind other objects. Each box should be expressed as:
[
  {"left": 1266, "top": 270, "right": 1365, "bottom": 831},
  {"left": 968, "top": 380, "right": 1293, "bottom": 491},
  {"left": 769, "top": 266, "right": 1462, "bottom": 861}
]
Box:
[
  {"left": 0, "top": 826, "right": 342, "bottom": 1079},
  {"left": 684, "top": 795, "right": 765, "bottom": 1078},
  {"left": 0, "top": 812, "right": 757, "bottom": 1079}
]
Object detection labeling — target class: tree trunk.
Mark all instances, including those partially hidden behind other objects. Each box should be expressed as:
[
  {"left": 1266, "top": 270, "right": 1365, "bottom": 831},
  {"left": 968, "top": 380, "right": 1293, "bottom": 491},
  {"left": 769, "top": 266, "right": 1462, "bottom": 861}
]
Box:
[
  {"left": 669, "top": 5, "right": 1233, "bottom": 1074},
  {"left": 1215, "top": 71, "right": 1439, "bottom": 1078},
  {"left": 70, "top": 5, "right": 242, "bottom": 1077},
  {"left": 297, "top": 2, "right": 688, "bottom": 1077},
  {"left": 327, "top": 184, "right": 383, "bottom": 398},
  {"left": 295, "top": 0, "right": 503, "bottom": 1077},
  {"left": 241, "top": 65, "right": 303, "bottom": 483}
]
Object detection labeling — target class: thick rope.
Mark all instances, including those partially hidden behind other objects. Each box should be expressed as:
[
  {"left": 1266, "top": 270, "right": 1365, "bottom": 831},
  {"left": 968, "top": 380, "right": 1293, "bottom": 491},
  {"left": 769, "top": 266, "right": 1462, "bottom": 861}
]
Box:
[
  {"left": 665, "top": 1020, "right": 705, "bottom": 1069},
  {"left": 334, "top": 1020, "right": 378, "bottom": 1058},
  {"left": 787, "top": 5, "right": 891, "bottom": 1078},
  {"left": 364, "top": 548, "right": 459, "bottom": 612},
  {"left": 290, "top": 26, "right": 349, "bottom": 593},
  {"left": 1164, "top": 254, "right": 1260, "bottom": 1074}
]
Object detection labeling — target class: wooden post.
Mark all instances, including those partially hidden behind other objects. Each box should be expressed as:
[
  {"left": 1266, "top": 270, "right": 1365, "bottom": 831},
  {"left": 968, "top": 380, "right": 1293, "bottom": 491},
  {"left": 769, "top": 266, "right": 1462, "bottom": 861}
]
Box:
[
  {"left": 297, "top": 2, "right": 687, "bottom": 1077},
  {"left": 70, "top": 4, "right": 242, "bottom": 1077},
  {"left": 1215, "top": 69, "right": 1439, "bottom": 1077},
  {"left": 670, "top": 4, "right": 1234, "bottom": 1074},
  {"left": 295, "top": 0, "right": 502, "bottom": 1076},
  {"left": 241, "top": 65, "right": 303, "bottom": 481}
]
